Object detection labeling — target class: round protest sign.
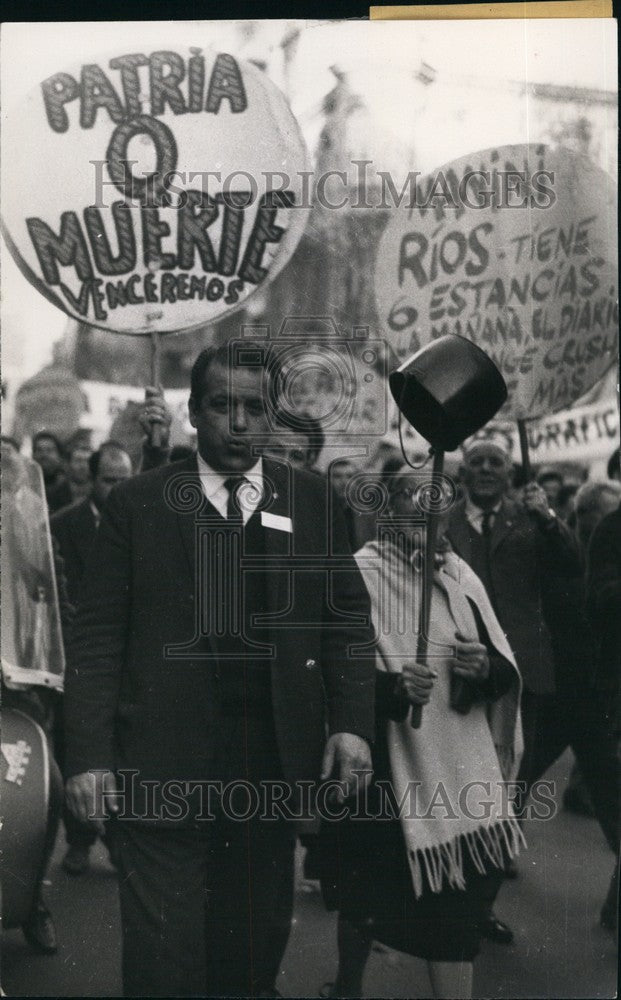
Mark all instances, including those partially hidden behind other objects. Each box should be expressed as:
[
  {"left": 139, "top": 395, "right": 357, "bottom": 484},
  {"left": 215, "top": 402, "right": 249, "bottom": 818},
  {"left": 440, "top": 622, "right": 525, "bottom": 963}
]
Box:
[
  {"left": 375, "top": 145, "right": 618, "bottom": 419},
  {"left": 2, "top": 47, "right": 309, "bottom": 335}
]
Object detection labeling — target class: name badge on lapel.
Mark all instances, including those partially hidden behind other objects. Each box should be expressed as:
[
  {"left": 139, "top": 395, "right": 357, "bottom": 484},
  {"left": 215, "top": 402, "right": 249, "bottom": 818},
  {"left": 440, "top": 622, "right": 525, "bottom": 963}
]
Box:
[{"left": 261, "top": 511, "right": 293, "bottom": 533}]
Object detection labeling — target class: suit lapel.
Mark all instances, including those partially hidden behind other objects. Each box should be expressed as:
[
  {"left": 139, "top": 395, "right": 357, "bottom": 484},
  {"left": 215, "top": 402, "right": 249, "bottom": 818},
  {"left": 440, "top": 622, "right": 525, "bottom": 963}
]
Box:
[
  {"left": 77, "top": 499, "right": 98, "bottom": 557},
  {"left": 171, "top": 456, "right": 210, "bottom": 580},
  {"left": 167, "top": 457, "right": 223, "bottom": 660},
  {"left": 448, "top": 503, "right": 473, "bottom": 565},
  {"left": 261, "top": 459, "right": 293, "bottom": 634}
]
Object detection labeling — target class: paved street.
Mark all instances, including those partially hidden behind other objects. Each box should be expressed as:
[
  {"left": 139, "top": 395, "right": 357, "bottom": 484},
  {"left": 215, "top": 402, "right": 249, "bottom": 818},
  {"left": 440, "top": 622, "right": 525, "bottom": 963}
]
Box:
[{"left": 2, "top": 752, "right": 617, "bottom": 998}]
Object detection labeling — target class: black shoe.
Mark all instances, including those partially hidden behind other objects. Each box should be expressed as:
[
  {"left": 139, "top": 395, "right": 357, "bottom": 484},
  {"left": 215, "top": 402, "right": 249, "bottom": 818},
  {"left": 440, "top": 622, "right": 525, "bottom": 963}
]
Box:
[
  {"left": 480, "top": 913, "right": 514, "bottom": 945},
  {"left": 22, "top": 901, "right": 58, "bottom": 954}
]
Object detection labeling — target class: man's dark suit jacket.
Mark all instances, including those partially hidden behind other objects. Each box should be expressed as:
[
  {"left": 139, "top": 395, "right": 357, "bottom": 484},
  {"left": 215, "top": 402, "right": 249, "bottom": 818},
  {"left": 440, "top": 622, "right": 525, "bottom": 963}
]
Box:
[
  {"left": 586, "top": 504, "right": 621, "bottom": 730},
  {"left": 64, "top": 456, "right": 375, "bottom": 814},
  {"left": 446, "top": 496, "right": 580, "bottom": 694},
  {"left": 46, "top": 476, "right": 74, "bottom": 515},
  {"left": 50, "top": 498, "right": 98, "bottom": 607}
]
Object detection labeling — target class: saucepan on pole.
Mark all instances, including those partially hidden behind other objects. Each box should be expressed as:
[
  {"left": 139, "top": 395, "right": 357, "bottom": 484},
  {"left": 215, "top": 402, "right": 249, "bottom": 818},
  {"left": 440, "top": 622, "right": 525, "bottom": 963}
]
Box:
[{"left": 388, "top": 334, "right": 508, "bottom": 727}]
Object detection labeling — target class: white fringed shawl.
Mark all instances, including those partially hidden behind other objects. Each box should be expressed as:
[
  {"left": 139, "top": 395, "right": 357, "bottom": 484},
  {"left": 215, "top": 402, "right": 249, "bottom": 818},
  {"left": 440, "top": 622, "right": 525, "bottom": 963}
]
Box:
[{"left": 354, "top": 542, "right": 525, "bottom": 898}]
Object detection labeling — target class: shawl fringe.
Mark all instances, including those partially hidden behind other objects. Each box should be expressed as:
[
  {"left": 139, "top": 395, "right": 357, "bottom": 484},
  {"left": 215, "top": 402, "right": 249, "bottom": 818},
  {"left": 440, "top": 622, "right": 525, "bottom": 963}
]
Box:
[{"left": 408, "top": 818, "right": 526, "bottom": 898}]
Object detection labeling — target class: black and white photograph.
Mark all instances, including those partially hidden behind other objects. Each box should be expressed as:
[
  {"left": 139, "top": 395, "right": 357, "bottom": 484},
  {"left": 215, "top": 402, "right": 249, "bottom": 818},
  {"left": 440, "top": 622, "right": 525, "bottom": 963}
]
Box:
[{"left": 0, "top": 11, "right": 618, "bottom": 998}]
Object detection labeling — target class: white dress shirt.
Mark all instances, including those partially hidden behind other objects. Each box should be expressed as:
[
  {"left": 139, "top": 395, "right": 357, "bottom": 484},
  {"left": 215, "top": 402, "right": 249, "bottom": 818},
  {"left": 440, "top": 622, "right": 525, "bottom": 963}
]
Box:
[
  {"left": 196, "top": 452, "right": 264, "bottom": 525},
  {"left": 89, "top": 499, "right": 101, "bottom": 528},
  {"left": 464, "top": 496, "right": 501, "bottom": 534}
]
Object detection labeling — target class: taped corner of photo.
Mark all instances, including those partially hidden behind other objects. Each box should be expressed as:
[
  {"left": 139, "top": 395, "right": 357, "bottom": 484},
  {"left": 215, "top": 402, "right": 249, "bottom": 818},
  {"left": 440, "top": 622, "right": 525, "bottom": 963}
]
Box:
[
  {"left": 1, "top": 42, "right": 310, "bottom": 338},
  {"left": 370, "top": 2, "right": 613, "bottom": 19}
]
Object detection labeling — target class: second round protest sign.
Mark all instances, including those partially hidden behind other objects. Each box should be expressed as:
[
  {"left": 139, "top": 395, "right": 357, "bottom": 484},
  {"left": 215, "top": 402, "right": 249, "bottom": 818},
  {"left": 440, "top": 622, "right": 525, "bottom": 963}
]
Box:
[
  {"left": 1, "top": 47, "right": 310, "bottom": 335},
  {"left": 375, "top": 144, "right": 618, "bottom": 419}
]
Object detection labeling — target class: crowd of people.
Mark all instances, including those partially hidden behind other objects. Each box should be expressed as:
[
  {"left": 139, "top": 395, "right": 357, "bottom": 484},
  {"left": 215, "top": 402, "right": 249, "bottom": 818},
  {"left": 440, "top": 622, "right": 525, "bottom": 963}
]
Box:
[{"left": 1, "top": 345, "right": 619, "bottom": 999}]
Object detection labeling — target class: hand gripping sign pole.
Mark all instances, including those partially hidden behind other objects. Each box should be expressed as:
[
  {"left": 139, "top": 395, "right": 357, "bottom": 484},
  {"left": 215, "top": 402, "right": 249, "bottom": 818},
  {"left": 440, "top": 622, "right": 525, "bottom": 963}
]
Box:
[
  {"left": 388, "top": 334, "right": 508, "bottom": 728},
  {"left": 1, "top": 44, "right": 310, "bottom": 405}
]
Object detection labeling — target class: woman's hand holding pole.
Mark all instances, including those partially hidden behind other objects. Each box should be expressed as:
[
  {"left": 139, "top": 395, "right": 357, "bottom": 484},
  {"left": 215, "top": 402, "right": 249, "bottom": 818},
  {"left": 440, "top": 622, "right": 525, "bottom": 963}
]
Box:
[{"left": 401, "top": 661, "right": 438, "bottom": 706}]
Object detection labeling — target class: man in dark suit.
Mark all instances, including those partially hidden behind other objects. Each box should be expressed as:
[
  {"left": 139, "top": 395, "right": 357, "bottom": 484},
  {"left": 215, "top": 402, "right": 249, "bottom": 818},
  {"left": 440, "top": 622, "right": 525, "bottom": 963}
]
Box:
[
  {"left": 586, "top": 502, "right": 621, "bottom": 933},
  {"left": 446, "top": 434, "right": 581, "bottom": 943},
  {"left": 51, "top": 442, "right": 133, "bottom": 606},
  {"left": 64, "top": 344, "right": 375, "bottom": 998},
  {"left": 51, "top": 442, "right": 133, "bottom": 875}
]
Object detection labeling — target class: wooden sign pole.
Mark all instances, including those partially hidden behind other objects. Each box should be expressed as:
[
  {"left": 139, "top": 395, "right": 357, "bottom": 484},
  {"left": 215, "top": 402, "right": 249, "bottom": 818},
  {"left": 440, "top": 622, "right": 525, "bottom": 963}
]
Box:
[
  {"left": 150, "top": 330, "right": 162, "bottom": 449},
  {"left": 410, "top": 447, "right": 444, "bottom": 729},
  {"left": 517, "top": 417, "right": 533, "bottom": 483}
]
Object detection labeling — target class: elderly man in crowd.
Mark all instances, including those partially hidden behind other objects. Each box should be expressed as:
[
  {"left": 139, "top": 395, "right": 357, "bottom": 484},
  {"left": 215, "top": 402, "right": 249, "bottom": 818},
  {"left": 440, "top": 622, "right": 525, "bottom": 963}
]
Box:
[
  {"left": 446, "top": 434, "right": 581, "bottom": 943},
  {"left": 63, "top": 343, "right": 374, "bottom": 998}
]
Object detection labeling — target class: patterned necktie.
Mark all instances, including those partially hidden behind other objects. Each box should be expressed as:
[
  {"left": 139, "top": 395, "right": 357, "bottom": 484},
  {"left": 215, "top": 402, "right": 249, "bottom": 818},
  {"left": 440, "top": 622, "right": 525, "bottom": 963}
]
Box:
[{"left": 224, "top": 476, "right": 247, "bottom": 523}]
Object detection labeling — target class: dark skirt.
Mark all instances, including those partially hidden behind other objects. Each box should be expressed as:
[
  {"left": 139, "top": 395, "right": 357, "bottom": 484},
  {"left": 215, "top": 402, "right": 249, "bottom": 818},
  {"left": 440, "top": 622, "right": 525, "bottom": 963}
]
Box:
[
  {"left": 319, "top": 801, "right": 504, "bottom": 962},
  {"left": 319, "top": 694, "right": 508, "bottom": 965}
]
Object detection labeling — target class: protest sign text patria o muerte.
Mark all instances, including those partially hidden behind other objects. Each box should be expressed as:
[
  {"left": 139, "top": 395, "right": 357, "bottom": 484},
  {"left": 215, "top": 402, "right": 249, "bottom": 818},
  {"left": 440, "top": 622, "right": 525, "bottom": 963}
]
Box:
[{"left": 1, "top": 48, "right": 309, "bottom": 334}]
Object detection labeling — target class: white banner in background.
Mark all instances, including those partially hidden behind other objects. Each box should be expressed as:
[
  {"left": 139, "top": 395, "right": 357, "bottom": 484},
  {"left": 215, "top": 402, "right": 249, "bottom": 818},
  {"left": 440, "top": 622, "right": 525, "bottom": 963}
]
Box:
[
  {"left": 79, "top": 379, "right": 618, "bottom": 467},
  {"left": 479, "top": 399, "right": 619, "bottom": 466},
  {"left": 526, "top": 399, "right": 619, "bottom": 465},
  {"left": 79, "top": 380, "right": 191, "bottom": 442}
]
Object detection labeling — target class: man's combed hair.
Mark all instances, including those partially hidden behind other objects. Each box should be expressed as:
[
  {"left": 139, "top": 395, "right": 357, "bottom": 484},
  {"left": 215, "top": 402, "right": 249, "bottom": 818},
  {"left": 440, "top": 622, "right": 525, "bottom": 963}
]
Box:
[
  {"left": 190, "top": 341, "right": 284, "bottom": 411},
  {"left": 190, "top": 344, "right": 237, "bottom": 406}
]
